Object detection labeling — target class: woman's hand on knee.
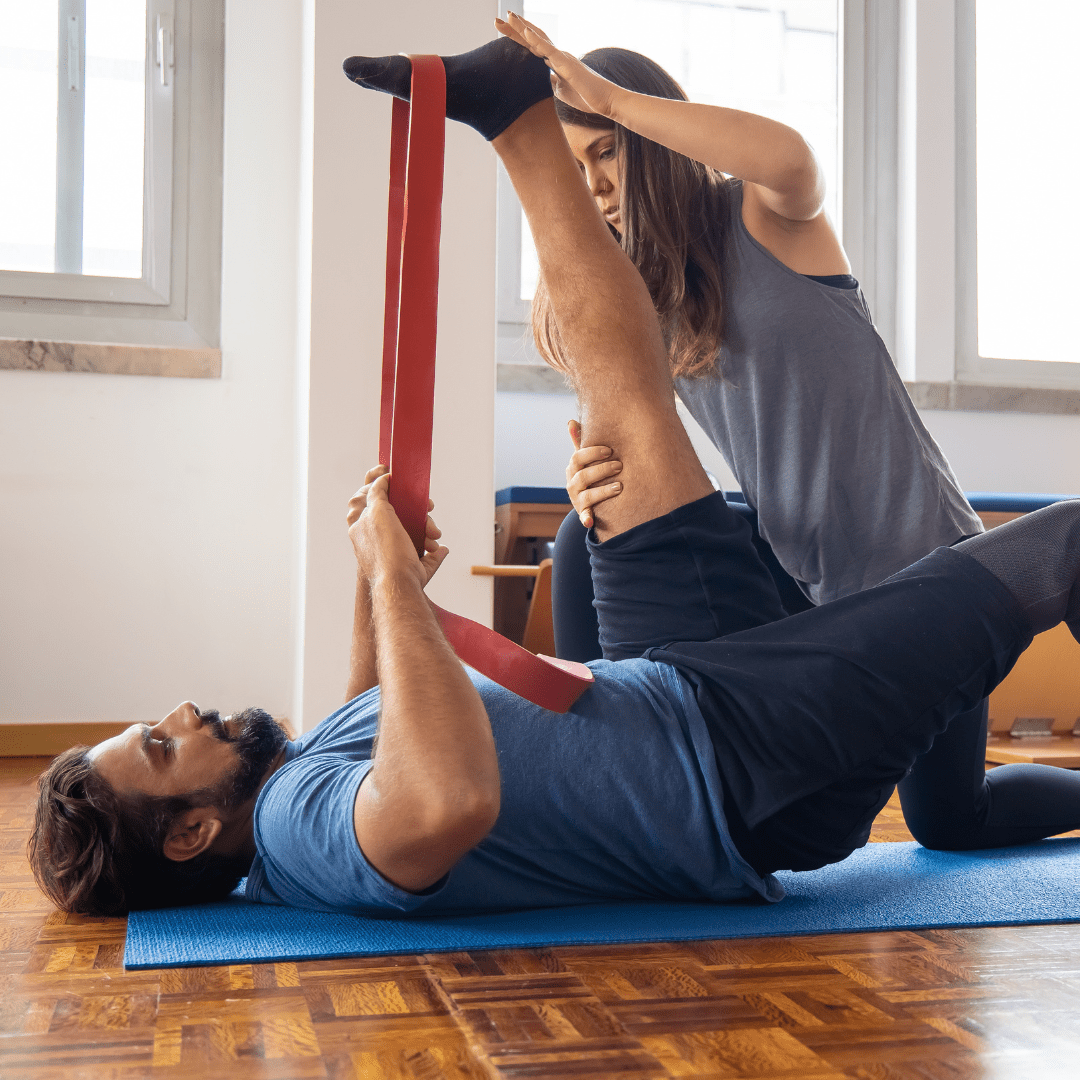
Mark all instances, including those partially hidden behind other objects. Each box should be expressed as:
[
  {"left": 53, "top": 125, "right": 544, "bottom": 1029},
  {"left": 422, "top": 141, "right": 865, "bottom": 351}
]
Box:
[{"left": 566, "top": 420, "right": 622, "bottom": 529}]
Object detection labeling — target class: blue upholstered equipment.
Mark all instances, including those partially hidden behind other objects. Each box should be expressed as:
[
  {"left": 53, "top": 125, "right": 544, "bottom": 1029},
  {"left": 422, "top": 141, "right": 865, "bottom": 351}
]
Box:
[
  {"left": 499, "top": 488, "right": 1076, "bottom": 514},
  {"left": 496, "top": 486, "right": 572, "bottom": 506},
  {"left": 965, "top": 492, "right": 1075, "bottom": 514}
]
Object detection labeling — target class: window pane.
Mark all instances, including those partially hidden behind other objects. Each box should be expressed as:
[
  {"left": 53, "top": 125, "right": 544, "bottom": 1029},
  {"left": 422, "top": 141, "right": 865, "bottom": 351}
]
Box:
[
  {"left": 0, "top": 2, "right": 58, "bottom": 273},
  {"left": 976, "top": 0, "right": 1080, "bottom": 363},
  {"left": 82, "top": 0, "right": 146, "bottom": 277},
  {"left": 520, "top": 0, "right": 840, "bottom": 301}
]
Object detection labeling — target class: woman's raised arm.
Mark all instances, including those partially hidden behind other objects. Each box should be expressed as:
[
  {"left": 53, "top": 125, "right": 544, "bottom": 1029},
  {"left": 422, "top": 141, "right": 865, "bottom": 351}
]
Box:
[{"left": 496, "top": 13, "right": 824, "bottom": 223}]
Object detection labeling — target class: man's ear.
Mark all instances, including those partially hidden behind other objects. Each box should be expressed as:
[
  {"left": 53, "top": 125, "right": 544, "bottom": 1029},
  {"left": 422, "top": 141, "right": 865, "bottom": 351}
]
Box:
[{"left": 162, "top": 808, "right": 224, "bottom": 863}]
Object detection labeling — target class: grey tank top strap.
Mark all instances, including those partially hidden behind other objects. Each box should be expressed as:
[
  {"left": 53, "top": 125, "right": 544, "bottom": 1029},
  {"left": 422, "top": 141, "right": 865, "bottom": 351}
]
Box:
[{"left": 675, "top": 183, "right": 983, "bottom": 606}]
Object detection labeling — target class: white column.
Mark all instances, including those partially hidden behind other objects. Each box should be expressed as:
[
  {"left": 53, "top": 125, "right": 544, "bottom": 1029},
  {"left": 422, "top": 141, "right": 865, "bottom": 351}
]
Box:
[
  {"left": 297, "top": 0, "right": 497, "bottom": 729},
  {"left": 905, "top": 0, "right": 957, "bottom": 385}
]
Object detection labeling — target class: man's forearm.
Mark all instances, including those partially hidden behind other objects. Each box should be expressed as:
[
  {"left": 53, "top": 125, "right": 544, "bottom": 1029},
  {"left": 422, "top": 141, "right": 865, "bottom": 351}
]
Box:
[
  {"left": 371, "top": 573, "right": 499, "bottom": 815},
  {"left": 345, "top": 572, "right": 378, "bottom": 701},
  {"left": 353, "top": 571, "right": 500, "bottom": 890}
]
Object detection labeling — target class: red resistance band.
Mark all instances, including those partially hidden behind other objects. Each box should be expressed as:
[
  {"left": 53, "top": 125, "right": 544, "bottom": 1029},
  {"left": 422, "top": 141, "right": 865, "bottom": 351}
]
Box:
[{"left": 379, "top": 55, "right": 593, "bottom": 714}]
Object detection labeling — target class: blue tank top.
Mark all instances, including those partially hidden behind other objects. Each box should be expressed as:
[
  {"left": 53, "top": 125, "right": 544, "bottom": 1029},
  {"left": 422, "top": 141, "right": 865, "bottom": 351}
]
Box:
[{"left": 676, "top": 185, "right": 982, "bottom": 605}]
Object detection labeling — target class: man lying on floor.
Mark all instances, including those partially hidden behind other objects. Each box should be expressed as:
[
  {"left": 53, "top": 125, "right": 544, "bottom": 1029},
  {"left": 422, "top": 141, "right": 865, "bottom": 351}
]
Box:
[{"left": 30, "top": 35, "right": 1080, "bottom": 918}]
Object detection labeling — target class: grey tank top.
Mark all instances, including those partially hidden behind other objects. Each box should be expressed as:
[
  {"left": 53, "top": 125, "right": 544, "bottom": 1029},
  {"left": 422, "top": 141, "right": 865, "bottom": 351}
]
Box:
[{"left": 676, "top": 185, "right": 983, "bottom": 606}]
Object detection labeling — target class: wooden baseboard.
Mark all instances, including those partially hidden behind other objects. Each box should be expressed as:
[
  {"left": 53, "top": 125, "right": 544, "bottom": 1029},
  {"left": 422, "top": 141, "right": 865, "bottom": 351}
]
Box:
[
  {"left": 0, "top": 723, "right": 129, "bottom": 758},
  {"left": 0, "top": 716, "right": 296, "bottom": 757}
]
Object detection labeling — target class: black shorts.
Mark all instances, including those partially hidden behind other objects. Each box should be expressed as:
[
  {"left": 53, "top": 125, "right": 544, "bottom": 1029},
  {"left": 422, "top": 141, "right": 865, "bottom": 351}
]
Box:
[
  {"left": 586, "top": 491, "right": 788, "bottom": 659},
  {"left": 589, "top": 491, "right": 1030, "bottom": 873}
]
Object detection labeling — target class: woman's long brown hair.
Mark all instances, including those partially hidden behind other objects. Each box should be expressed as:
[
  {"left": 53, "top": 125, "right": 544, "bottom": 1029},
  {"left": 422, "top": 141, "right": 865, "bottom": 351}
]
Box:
[{"left": 532, "top": 47, "right": 737, "bottom": 380}]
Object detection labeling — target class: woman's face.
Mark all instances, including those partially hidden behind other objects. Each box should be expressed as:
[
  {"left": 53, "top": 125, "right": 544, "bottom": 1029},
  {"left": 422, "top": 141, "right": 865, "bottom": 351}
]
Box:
[{"left": 562, "top": 124, "right": 622, "bottom": 231}]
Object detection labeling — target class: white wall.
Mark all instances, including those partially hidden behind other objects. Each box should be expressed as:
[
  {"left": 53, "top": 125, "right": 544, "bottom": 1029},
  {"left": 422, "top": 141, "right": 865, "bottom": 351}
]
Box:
[
  {"left": 495, "top": 390, "right": 574, "bottom": 489},
  {"left": 923, "top": 410, "right": 1080, "bottom": 497},
  {"left": 0, "top": 0, "right": 499, "bottom": 732},
  {"left": 0, "top": 0, "right": 306, "bottom": 726},
  {"left": 495, "top": 390, "right": 737, "bottom": 491},
  {"left": 495, "top": 390, "right": 1080, "bottom": 501}
]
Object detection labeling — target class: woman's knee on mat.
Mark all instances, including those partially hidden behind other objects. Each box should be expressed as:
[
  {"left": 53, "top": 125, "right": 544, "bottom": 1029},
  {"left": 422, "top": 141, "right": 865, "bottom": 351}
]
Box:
[{"left": 900, "top": 809, "right": 987, "bottom": 852}]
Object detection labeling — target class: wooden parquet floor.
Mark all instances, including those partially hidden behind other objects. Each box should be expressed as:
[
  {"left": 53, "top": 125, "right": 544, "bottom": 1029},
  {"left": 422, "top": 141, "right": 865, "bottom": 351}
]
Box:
[{"left": 4, "top": 756, "right": 1080, "bottom": 1080}]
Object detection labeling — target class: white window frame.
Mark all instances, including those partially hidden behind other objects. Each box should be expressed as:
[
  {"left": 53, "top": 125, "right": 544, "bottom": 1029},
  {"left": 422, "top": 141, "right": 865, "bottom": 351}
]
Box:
[
  {"left": 841, "top": 0, "right": 901, "bottom": 364},
  {"left": 953, "top": 0, "right": 1080, "bottom": 390},
  {"left": 495, "top": 0, "right": 536, "bottom": 366},
  {"left": 0, "top": 0, "right": 223, "bottom": 354}
]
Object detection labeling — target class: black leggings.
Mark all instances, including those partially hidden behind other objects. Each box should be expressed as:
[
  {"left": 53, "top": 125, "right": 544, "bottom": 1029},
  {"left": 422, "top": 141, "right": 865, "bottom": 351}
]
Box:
[
  {"left": 552, "top": 505, "right": 1080, "bottom": 854},
  {"left": 898, "top": 697, "right": 1080, "bottom": 849}
]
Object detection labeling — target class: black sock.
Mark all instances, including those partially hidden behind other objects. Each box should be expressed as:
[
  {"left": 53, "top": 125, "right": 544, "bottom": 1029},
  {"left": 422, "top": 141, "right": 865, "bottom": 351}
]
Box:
[{"left": 343, "top": 37, "right": 553, "bottom": 141}]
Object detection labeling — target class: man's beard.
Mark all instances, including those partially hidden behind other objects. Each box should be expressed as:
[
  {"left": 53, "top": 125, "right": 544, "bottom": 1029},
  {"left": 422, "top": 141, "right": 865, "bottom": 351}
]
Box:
[{"left": 197, "top": 707, "right": 287, "bottom": 808}]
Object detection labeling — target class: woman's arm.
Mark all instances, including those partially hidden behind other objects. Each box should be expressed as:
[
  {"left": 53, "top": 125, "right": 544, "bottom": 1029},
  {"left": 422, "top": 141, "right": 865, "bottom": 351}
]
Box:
[
  {"left": 612, "top": 97, "right": 822, "bottom": 223},
  {"left": 497, "top": 14, "right": 823, "bottom": 222}
]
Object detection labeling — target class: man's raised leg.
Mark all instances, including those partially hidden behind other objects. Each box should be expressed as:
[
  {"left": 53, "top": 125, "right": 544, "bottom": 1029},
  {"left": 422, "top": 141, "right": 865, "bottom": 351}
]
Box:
[
  {"left": 492, "top": 101, "right": 713, "bottom": 539},
  {"left": 492, "top": 101, "right": 788, "bottom": 655},
  {"left": 348, "top": 37, "right": 713, "bottom": 533}
]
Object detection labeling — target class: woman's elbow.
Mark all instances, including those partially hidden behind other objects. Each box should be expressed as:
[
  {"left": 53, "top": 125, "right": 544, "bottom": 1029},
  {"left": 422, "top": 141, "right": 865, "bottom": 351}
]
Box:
[{"left": 775, "top": 137, "right": 825, "bottom": 220}]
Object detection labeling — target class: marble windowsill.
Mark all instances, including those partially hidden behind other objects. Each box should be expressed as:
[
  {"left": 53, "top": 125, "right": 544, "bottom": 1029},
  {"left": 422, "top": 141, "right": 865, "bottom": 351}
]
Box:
[
  {"left": 7, "top": 343, "right": 1080, "bottom": 413},
  {"left": 0, "top": 338, "right": 221, "bottom": 378},
  {"left": 904, "top": 381, "right": 1080, "bottom": 416},
  {"left": 497, "top": 362, "right": 572, "bottom": 395},
  {"left": 497, "top": 362, "right": 1080, "bottom": 415}
]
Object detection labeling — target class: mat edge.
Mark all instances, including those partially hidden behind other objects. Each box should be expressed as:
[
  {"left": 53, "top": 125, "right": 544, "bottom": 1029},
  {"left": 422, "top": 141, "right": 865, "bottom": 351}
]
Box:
[{"left": 122, "top": 915, "right": 1080, "bottom": 970}]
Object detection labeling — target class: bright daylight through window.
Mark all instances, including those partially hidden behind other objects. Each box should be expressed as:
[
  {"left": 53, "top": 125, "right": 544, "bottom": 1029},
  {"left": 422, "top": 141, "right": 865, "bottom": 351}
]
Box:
[
  {"left": 0, "top": 0, "right": 147, "bottom": 279},
  {"left": 517, "top": 0, "right": 840, "bottom": 302},
  {"left": 976, "top": 0, "right": 1079, "bottom": 364}
]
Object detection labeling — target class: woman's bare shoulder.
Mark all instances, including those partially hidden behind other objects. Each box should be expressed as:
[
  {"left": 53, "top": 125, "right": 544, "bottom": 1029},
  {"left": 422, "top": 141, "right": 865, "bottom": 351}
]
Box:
[{"left": 740, "top": 182, "right": 851, "bottom": 277}]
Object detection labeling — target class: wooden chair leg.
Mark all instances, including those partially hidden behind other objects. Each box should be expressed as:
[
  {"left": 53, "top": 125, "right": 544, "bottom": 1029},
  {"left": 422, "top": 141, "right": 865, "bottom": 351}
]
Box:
[
  {"left": 471, "top": 561, "right": 555, "bottom": 655},
  {"left": 521, "top": 558, "right": 555, "bottom": 657}
]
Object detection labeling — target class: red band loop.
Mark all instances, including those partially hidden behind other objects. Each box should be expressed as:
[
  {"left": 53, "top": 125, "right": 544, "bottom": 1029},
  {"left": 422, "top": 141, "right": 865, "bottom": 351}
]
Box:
[
  {"left": 379, "top": 56, "right": 593, "bottom": 713},
  {"left": 381, "top": 57, "right": 445, "bottom": 552}
]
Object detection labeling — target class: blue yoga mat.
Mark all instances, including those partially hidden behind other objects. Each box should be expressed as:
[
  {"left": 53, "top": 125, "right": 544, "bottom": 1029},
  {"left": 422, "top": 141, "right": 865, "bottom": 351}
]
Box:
[{"left": 124, "top": 839, "right": 1080, "bottom": 970}]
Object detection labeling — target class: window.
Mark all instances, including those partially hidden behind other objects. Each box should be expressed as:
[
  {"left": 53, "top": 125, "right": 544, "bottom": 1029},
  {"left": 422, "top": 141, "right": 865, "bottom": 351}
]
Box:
[
  {"left": 0, "top": 0, "right": 223, "bottom": 362},
  {"left": 955, "top": 0, "right": 1080, "bottom": 386},
  {"left": 497, "top": 0, "right": 841, "bottom": 365},
  {"left": 495, "top": 0, "right": 1080, "bottom": 400}
]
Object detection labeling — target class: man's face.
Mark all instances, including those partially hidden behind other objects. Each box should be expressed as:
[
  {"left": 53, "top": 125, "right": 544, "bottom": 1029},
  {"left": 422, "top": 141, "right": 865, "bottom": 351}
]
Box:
[{"left": 89, "top": 701, "right": 284, "bottom": 804}]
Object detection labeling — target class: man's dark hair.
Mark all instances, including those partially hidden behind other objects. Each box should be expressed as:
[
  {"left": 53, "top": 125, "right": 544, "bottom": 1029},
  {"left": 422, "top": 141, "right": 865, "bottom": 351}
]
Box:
[{"left": 28, "top": 708, "right": 287, "bottom": 916}]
